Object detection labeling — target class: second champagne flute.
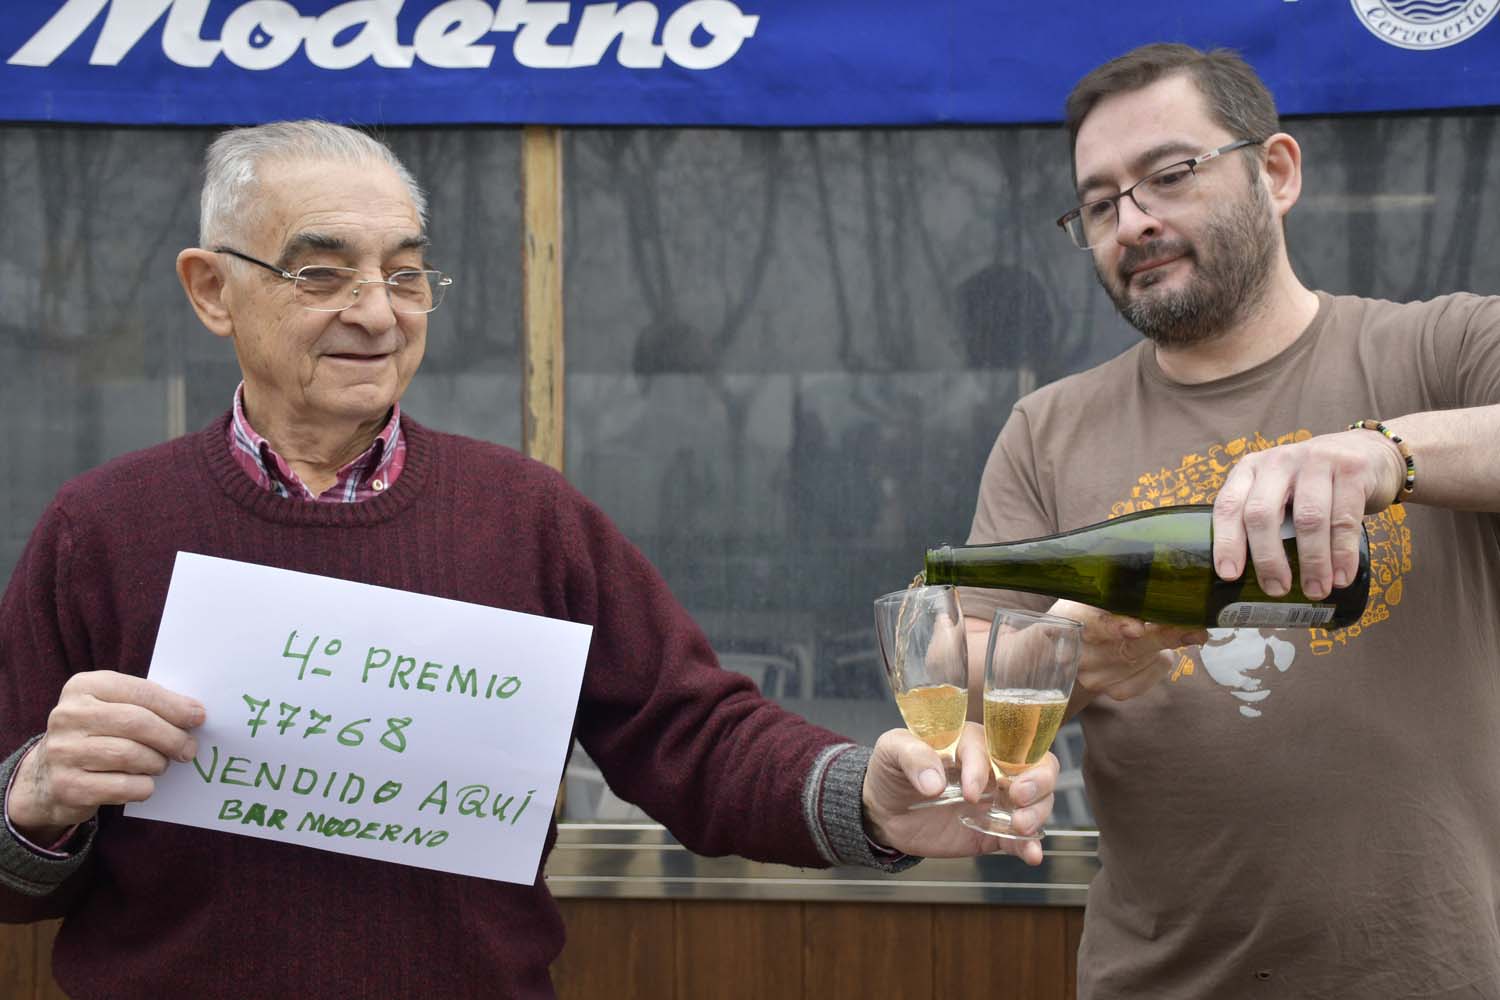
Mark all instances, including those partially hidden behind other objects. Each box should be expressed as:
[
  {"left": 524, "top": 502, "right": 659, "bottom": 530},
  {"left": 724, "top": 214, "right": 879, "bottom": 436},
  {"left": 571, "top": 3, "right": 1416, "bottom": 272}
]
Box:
[
  {"left": 960, "top": 606, "right": 1081, "bottom": 839},
  {"left": 873, "top": 584, "right": 969, "bottom": 809}
]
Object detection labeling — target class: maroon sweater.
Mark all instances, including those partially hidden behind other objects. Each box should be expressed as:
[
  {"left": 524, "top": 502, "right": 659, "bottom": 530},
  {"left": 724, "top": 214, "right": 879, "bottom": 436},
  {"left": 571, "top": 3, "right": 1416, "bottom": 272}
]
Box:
[{"left": 0, "top": 414, "right": 853, "bottom": 998}]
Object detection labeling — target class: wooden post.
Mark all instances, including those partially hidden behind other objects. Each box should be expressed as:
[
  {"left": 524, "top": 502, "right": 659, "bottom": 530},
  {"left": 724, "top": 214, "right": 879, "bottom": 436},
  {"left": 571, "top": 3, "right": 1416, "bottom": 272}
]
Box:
[
  {"left": 522, "top": 125, "right": 570, "bottom": 820},
  {"left": 521, "top": 125, "right": 565, "bottom": 473}
]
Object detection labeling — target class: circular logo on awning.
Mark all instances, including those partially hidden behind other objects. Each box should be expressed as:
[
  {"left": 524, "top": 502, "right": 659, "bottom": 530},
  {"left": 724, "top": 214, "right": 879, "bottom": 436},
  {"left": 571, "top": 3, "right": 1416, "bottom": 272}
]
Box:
[{"left": 1351, "top": 1, "right": 1499, "bottom": 49}]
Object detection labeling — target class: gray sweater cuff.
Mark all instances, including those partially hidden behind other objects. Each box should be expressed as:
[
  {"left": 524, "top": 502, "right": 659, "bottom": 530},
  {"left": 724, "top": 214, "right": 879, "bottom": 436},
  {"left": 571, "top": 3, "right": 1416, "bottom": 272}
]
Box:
[
  {"left": 0, "top": 736, "right": 96, "bottom": 895},
  {"left": 803, "top": 743, "right": 920, "bottom": 873}
]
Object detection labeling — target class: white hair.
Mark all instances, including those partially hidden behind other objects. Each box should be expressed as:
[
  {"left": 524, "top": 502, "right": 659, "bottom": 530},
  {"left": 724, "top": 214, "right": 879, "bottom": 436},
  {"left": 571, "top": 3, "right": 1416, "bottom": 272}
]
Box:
[{"left": 199, "top": 119, "right": 427, "bottom": 248}]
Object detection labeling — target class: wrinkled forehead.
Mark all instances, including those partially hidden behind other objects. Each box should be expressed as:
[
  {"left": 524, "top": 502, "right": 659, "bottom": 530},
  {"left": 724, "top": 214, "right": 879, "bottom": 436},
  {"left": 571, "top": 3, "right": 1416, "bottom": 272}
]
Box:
[{"left": 249, "top": 156, "right": 424, "bottom": 259}]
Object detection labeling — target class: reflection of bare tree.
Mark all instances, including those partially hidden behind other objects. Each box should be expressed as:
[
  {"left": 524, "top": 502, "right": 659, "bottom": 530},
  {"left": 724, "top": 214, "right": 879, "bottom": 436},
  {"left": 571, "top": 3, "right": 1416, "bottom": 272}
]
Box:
[
  {"left": 576, "top": 131, "right": 783, "bottom": 372},
  {"left": 565, "top": 376, "right": 649, "bottom": 495},
  {"left": 36, "top": 129, "right": 111, "bottom": 345},
  {"left": 390, "top": 131, "right": 465, "bottom": 300},
  {"left": 1317, "top": 116, "right": 1495, "bottom": 302},
  {"left": 386, "top": 130, "right": 520, "bottom": 365},
  {"left": 22, "top": 130, "right": 193, "bottom": 359},
  {"left": 1337, "top": 121, "right": 1391, "bottom": 296},
  {"left": 797, "top": 131, "right": 925, "bottom": 371},
  {"left": 860, "top": 132, "right": 916, "bottom": 370},
  {"left": 801, "top": 129, "right": 1086, "bottom": 379},
  {"left": 7, "top": 129, "right": 205, "bottom": 467},
  {"left": 1393, "top": 116, "right": 1499, "bottom": 300},
  {"left": 1405, "top": 117, "right": 1445, "bottom": 301},
  {"left": 1427, "top": 116, "right": 1493, "bottom": 296},
  {"left": 571, "top": 127, "right": 1099, "bottom": 380},
  {"left": 581, "top": 132, "right": 783, "bottom": 531},
  {"left": 711, "top": 374, "right": 760, "bottom": 532},
  {"left": 990, "top": 131, "right": 1091, "bottom": 384},
  {"left": 807, "top": 134, "right": 855, "bottom": 363},
  {"left": 927, "top": 131, "right": 1092, "bottom": 386},
  {"left": 0, "top": 128, "right": 208, "bottom": 488}
]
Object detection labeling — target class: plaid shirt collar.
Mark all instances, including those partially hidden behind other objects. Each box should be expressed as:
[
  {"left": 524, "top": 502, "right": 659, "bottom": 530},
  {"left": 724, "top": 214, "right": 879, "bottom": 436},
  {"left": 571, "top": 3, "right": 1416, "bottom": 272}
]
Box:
[{"left": 227, "top": 383, "right": 405, "bottom": 502}]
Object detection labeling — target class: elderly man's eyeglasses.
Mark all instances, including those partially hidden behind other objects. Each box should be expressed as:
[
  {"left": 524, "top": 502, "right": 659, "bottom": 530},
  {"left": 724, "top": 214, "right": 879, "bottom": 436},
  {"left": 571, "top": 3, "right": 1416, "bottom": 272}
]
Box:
[
  {"left": 214, "top": 248, "right": 453, "bottom": 314},
  {"left": 1056, "top": 138, "right": 1263, "bottom": 250}
]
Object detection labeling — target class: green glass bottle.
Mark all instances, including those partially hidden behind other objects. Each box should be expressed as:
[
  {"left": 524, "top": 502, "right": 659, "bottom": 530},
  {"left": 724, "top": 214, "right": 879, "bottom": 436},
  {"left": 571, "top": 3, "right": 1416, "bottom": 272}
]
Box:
[{"left": 924, "top": 505, "right": 1370, "bottom": 629}]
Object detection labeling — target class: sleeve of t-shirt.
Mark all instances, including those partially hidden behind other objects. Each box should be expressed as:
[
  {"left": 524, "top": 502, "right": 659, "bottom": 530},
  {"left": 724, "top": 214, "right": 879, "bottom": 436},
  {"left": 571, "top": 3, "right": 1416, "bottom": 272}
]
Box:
[
  {"left": 1412, "top": 293, "right": 1500, "bottom": 409},
  {"left": 962, "top": 405, "right": 1057, "bottom": 624},
  {"left": 1444, "top": 294, "right": 1500, "bottom": 407}
]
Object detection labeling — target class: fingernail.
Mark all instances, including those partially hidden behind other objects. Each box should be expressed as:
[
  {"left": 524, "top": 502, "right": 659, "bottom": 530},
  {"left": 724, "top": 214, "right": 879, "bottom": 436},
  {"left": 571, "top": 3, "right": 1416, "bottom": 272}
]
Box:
[
  {"left": 1216, "top": 560, "right": 1236, "bottom": 580},
  {"left": 177, "top": 742, "right": 197, "bottom": 764},
  {"left": 918, "top": 769, "right": 943, "bottom": 795},
  {"left": 1012, "top": 781, "right": 1035, "bottom": 804},
  {"left": 1334, "top": 570, "right": 1348, "bottom": 588}
]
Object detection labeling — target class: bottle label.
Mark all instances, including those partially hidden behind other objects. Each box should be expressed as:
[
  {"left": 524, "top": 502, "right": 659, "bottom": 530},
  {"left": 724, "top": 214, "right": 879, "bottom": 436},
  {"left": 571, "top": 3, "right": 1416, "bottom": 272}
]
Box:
[{"left": 1216, "top": 603, "right": 1336, "bottom": 629}]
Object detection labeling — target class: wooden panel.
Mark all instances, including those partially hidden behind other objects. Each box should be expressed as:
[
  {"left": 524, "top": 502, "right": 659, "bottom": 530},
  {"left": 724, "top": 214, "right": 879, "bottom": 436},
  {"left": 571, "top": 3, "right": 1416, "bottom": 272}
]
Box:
[
  {"left": 7, "top": 902, "right": 1082, "bottom": 998},
  {"left": 0, "top": 923, "right": 39, "bottom": 1000},
  {"left": 0, "top": 919, "right": 70, "bottom": 1000},
  {"left": 1065, "top": 907, "right": 1085, "bottom": 999},
  {"left": 804, "top": 902, "right": 933, "bottom": 1000},
  {"left": 554, "top": 899, "right": 675, "bottom": 1000},
  {"left": 34, "top": 920, "right": 67, "bottom": 1000},
  {"left": 933, "top": 905, "right": 1072, "bottom": 1000},
  {"left": 674, "top": 901, "right": 801, "bottom": 1000}
]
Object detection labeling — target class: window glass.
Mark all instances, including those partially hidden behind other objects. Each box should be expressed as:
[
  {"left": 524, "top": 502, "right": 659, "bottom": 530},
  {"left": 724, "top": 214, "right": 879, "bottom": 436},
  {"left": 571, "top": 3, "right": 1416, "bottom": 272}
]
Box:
[{"left": 560, "top": 114, "right": 1500, "bottom": 828}]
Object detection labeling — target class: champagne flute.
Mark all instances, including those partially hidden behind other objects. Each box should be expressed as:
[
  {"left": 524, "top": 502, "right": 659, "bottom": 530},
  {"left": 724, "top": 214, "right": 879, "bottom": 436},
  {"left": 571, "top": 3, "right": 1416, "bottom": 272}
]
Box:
[
  {"left": 960, "top": 607, "right": 1081, "bottom": 839},
  {"left": 873, "top": 584, "right": 969, "bottom": 809}
]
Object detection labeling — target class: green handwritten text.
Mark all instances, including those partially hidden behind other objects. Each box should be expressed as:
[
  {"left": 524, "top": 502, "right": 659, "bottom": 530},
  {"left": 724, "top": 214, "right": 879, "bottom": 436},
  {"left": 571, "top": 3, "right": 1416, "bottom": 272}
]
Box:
[
  {"left": 361, "top": 647, "right": 522, "bottom": 703},
  {"left": 295, "top": 811, "right": 449, "bottom": 848}
]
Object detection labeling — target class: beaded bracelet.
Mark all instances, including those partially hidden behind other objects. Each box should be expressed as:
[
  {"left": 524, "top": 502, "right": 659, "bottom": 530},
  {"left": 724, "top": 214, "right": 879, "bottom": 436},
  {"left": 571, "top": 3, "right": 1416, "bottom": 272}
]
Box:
[{"left": 1348, "top": 419, "right": 1416, "bottom": 504}]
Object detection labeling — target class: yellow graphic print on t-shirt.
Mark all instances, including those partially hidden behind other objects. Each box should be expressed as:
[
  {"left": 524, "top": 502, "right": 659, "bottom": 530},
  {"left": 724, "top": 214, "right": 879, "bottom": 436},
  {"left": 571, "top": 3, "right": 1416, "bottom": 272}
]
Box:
[{"left": 1104, "top": 428, "right": 1410, "bottom": 718}]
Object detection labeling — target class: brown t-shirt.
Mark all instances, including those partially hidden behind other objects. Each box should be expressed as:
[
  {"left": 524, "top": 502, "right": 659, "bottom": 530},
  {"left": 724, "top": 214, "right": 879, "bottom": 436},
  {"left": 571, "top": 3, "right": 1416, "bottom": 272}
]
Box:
[{"left": 968, "top": 292, "right": 1500, "bottom": 999}]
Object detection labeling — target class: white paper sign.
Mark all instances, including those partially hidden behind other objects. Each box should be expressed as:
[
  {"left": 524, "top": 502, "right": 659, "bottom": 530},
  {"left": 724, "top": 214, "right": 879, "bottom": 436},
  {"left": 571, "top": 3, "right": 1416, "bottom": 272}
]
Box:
[{"left": 126, "top": 552, "right": 592, "bottom": 884}]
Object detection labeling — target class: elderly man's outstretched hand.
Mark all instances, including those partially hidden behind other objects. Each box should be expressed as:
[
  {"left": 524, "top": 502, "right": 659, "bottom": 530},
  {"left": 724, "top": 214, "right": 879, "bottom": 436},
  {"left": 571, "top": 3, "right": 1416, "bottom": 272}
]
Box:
[{"left": 861, "top": 721, "right": 1058, "bottom": 866}]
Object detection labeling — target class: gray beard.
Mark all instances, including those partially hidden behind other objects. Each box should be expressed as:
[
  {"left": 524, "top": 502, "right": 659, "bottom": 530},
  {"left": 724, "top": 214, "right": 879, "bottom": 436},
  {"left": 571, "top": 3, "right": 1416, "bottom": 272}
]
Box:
[{"left": 1103, "top": 186, "right": 1279, "bottom": 349}]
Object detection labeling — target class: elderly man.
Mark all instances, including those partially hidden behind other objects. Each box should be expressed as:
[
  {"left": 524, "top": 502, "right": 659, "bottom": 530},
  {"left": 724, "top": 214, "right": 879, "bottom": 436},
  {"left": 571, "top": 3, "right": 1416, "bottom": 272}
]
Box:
[
  {"left": 962, "top": 44, "right": 1500, "bottom": 998},
  {"left": 0, "top": 121, "right": 1057, "bottom": 998}
]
